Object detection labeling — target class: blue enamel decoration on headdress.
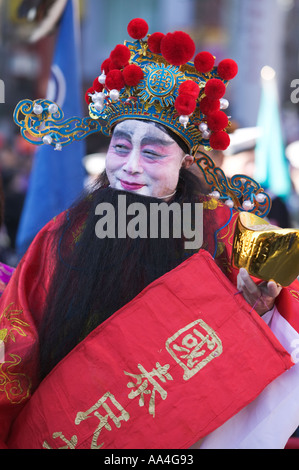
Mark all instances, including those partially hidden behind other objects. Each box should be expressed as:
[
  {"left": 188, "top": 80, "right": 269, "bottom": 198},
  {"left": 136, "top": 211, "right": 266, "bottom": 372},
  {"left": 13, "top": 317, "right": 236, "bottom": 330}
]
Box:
[{"left": 137, "top": 63, "right": 184, "bottom": 108}]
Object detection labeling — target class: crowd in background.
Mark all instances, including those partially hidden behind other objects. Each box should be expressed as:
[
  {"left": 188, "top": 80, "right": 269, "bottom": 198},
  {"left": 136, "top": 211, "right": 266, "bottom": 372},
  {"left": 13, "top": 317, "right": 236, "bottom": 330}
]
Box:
[{"left": 0, "top": 134, "right": 35, "bottom": 266}]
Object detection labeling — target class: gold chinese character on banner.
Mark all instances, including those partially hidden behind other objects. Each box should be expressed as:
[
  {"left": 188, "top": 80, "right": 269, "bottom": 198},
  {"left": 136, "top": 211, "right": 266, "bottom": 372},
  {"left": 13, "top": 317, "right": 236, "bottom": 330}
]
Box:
[
  {"left": 124, "top": 362, "right": 173, "bottom": 417},
  {"left": 75, "top": 392, "right": 130, "bottom": 449},
  {"left": 43, "top": 432, "right": 78, "bottom": 449},
  {"left": 166, "top": 319, "right": 222, "bottom": 380}
]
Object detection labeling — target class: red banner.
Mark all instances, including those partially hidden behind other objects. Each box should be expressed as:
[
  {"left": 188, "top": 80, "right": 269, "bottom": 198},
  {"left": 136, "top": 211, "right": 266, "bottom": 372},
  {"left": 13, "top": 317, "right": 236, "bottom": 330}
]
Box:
[{"left": 8, "top": 250, "right": 293, "bottom": 449}]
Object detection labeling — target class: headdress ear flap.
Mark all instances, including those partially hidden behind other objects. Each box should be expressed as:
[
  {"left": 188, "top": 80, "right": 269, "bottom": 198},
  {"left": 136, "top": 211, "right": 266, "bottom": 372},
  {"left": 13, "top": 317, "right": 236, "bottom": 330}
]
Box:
[
  {"left": 195, "top": 152, "right": 271, "bottom": 217},
  {"left": 13, "top": 99, "right": 110, "bottom": 149}
]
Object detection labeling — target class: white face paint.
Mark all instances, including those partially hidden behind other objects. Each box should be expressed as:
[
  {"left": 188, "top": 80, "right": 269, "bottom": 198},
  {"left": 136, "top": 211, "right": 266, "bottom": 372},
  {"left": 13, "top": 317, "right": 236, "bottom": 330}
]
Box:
[{"left": 105, "top": 120, "right": 193, "bottom": 200}]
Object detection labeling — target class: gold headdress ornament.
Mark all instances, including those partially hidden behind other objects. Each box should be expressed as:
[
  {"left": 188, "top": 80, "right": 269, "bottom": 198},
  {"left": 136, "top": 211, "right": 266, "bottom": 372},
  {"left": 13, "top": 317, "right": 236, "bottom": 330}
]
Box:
[{"left": 14, "top": 17, "right": 271, "bottom": 216}]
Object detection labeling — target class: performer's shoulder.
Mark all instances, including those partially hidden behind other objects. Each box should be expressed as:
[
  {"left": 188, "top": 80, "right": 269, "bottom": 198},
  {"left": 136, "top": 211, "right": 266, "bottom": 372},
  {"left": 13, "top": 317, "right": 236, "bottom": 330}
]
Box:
[{"left": 42, "top": 210, "right": 70, "bottom": 234}]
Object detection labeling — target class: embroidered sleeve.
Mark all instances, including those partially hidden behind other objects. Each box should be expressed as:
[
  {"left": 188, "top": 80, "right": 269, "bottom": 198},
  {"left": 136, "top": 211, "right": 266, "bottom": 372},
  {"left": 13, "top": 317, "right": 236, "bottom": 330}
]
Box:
[{"left": 0, "top": 214, "right": 64, "bottom": 443}]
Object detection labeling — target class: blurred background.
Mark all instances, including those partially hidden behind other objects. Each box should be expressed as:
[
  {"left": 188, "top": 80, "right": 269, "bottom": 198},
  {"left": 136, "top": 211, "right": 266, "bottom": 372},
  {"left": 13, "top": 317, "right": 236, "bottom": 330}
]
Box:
[{"left": 0, "top": 0, "right": 299, "bottom": 266}]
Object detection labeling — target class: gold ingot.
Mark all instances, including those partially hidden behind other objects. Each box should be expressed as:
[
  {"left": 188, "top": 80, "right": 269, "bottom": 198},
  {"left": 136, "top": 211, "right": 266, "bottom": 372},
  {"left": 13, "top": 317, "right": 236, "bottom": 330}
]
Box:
[{"left": 232, "top": 212, "right": 299, "bottom": 286}]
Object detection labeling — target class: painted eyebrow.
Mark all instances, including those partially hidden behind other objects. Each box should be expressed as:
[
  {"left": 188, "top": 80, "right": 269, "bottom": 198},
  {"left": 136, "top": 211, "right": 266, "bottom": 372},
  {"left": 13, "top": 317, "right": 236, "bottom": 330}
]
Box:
[
  {"left": 112, "top": 130, "right": 174, "bottom": 147},
  {"left": 141, "top": 136, "right": 174, "bottom": 147},
  {"left": 112, "top": 129, "right": 133, "bottom": 141}
]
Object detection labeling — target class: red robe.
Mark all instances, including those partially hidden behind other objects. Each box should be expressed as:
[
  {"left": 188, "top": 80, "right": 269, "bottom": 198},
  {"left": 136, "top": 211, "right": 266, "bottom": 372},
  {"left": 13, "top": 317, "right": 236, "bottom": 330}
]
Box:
[{"left": 0, "top": 198, "right": 298, "bottom": 449}]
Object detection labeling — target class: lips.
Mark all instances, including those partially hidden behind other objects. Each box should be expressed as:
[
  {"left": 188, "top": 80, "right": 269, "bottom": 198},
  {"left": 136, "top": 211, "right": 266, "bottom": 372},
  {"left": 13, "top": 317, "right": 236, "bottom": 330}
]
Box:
[{"left": 120, "top": 180, "right": 145, "bottom": 191}]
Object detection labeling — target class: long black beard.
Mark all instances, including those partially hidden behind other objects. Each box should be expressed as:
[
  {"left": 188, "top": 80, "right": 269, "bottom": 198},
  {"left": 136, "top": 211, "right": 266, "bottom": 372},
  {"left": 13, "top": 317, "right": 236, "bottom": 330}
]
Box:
[{"left": 38, "top": 181, "right": 203, "bottom": 381}]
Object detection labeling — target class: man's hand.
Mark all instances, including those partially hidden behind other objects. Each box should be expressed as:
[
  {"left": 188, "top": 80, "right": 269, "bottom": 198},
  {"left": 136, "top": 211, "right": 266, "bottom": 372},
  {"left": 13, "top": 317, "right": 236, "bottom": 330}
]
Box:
[{"left": 237, "top": 268, "right": 282, "bottom": 317}]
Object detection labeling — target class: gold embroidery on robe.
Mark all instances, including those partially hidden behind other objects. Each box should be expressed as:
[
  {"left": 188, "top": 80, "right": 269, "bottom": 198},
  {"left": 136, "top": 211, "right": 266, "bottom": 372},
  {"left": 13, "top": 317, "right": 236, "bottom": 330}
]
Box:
[
  {"left": 71, "top": 222, "right": 86, "bottom": 246},
  {"left": 0, "top": 303, "right": 29, "bottom": 342},
  {"left": 0, "top": 303, "right": 32, "bottom": 403},
  {"left": 289, "top": 289, "right": 299, "bottom": 302},
  {"left": 0, "top": 354, "right": 31, "bottom": 404}
]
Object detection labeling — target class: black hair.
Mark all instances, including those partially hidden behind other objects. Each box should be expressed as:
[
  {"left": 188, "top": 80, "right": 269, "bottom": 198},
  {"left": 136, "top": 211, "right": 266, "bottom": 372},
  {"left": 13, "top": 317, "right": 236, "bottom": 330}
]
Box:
[{"left": 149, "top": 120, "right": 190, "bottom": 155}]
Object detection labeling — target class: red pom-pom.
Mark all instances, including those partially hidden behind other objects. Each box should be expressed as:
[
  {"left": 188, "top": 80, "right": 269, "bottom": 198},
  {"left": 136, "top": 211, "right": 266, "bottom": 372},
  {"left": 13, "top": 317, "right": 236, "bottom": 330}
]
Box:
[
  {"left": 175, "top": 94, "right": 197, "bottom": 115},
  {"left": 178, "top": 80, "right": 200, "bottom": 99},
  {"left": 199, "top": 96, "right": 220, "bottom": 115},
  {"left": 127, "top": 18, "right": 149, "bottom": 39},
  {"left": 210, "top": 131, "right": 230, "bottom": 150},
  {"left": 101, "top": 58, "right": 113, "bottom": 74},
  {"left": 93, "top": 78, "right": 104, "bottom": 92},
  {"left": 148, "top": 32, "right": 165, "bottom": 54},
  {"left": 105, "top": 70, "right": 125, "bottom": 91},
  {"left": 85, "top": 87, "right": 94, "bottom": 105},
  {"left": 110, "top": 44, "right": 131, "bottom": 69},
  {"left": 204, "top": 78, "right": 226, "bottom": 99},
  {"left": 217, "top": 59, "right": 238, "bottom": 80},
  {"left": 123, "top": 64, "right": 144, "bottom": 86},
  {"left": 160, "top": 31, "right": 196, "bottom": 66},
  {"left": 207, "top": 111, "right": 228, "bottom": 132},
  {"left": 194, "top": 51, "right": 215, "bottom": 73}
]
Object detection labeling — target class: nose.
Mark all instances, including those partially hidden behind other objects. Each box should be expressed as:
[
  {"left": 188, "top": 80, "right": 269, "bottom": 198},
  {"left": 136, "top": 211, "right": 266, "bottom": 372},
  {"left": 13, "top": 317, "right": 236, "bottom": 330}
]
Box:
[{"left": 122, "top": 149, "right": 144, "bottom": 174}]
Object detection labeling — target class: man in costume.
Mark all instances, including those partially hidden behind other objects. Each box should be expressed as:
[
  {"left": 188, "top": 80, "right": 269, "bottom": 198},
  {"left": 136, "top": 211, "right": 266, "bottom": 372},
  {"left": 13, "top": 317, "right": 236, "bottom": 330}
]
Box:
[{"left": 1, "top": 18, "right": 299, "bottom": 449}]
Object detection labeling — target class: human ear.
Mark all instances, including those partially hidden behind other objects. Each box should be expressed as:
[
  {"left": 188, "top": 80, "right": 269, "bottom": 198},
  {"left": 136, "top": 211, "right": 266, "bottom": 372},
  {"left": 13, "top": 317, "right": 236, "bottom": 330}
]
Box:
[{"left": 182, "top": 155, "right": 194, "bottom": 169}]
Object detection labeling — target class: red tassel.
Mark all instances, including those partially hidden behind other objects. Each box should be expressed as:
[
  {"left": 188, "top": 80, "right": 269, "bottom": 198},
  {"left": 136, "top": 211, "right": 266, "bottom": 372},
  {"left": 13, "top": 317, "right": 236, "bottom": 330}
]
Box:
[
  {"left": 210, "top": 131, "right": 230, "bottom": 150},
  {"left": 194, "top": 52, "right": 215, "bottom": 73},
  {"left": 175, "top": 94, "right": 197, "bottom": 115},
  {"left": 204, "top": 79, "right": 226, "bottom": 100},
  {"left": 85, "top": 87, "right": 94, "bottom": 105},
  {"left": 148, "top": 32, "right": 165, "bottom": 54},
  {"left": 178, "top": 80, "right": 200, "bottom": 99},
  {"left": 105, "top": 70, "right": 125, "bottom": 91},
  {"left": 93, "top": 78, "right": 104, "bottom": 93},
  {"left": 207, "top": 111, "right": 229, "bottom": 132},
  {"left": 110, "top": 45, "right": 131, "bottom": 69},
  {"left": 161, "top": 31, "right": 195, "bottom": 66},
  {"left": 123, "top": 64, "right": 144, "bottom": 86},
  {"left": 101, "top": 58, "right": 113, "bottom": 74},
  {"left": 217, "top": 59, "right": 238, "bottom": 80},
  {"left": 199, "top": 96, "right": 220, "bottom": 115},
  {"left": 127, "top": 18, "right": 149, "bottom": 39}
]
